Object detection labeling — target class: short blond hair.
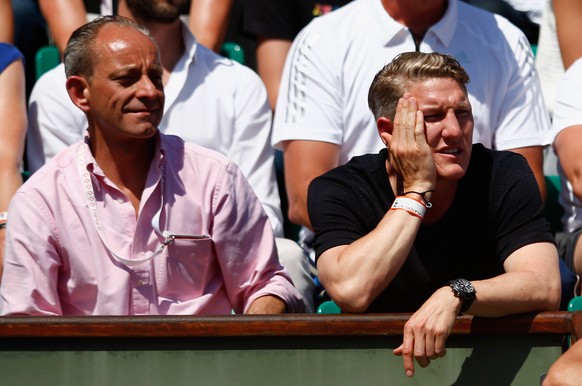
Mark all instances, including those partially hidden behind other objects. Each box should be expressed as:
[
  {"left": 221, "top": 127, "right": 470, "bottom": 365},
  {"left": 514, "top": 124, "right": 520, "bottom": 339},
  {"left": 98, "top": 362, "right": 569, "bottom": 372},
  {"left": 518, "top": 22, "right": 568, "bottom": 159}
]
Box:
[{"left": 368, "top": 52, "right": 470, "bottom": 121}]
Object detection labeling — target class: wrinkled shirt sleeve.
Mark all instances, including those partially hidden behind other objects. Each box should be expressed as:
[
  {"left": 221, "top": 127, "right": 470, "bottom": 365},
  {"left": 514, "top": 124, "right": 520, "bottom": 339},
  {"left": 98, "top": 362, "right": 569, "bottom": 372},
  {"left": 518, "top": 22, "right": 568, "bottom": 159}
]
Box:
[
  {"left": 211, "top": 160, "right": 305, "bottom": 313},
  {"left": 1, "top": 190, "right": 63, "bottom": 315}
]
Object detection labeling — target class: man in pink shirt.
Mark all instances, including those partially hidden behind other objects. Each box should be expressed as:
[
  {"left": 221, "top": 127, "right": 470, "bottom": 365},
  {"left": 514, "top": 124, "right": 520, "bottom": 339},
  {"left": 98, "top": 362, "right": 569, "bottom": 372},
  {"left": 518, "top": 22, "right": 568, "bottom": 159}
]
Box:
[{"left": 0, "top": 15, "right": 305, "bottom": 315}]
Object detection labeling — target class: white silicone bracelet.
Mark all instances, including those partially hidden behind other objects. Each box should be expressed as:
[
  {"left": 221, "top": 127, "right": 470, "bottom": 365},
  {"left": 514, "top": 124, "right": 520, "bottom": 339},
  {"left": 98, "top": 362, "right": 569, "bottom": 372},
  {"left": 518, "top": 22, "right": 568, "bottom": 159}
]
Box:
[{"left": 390, "top": 196, "right": 426, "bottom": 219}]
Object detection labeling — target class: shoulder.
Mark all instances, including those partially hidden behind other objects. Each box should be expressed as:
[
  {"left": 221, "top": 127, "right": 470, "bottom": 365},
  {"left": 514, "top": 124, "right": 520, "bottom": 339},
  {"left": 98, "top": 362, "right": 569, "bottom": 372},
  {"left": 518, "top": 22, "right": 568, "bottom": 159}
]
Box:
[
  {"left": 311, "top": 151, "right": 387, "bottom": 194},
  {"left": 163, "top": 133, "right": 235, "bottom": 170},
  {"left": 191, "top": 44, "right": 267, "bottom": 100},
  {"left": 194, "top": 43, "right": 263, "bottom": 83},
  {"left": 17, "top": 143, "right": 79, "bottom": 196},
  {"left": 291, "top": 0, "right": 365, "bottom": 47},
  {"left": 455, "top": 1, "right": 528, "bottom": 48},
  {"left": 469, "top": 144, "right": 528, "bottom": 173},
  {"left": 29, "top": 63, "right": 67, "bottom": 101}
]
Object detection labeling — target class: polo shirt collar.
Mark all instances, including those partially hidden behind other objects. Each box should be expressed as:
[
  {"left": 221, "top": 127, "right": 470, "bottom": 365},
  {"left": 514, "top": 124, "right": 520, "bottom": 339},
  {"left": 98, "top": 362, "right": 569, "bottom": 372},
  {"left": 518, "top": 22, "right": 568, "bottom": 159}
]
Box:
[{"left": 368, "top": 0, "right": 458, "bottom": 49}]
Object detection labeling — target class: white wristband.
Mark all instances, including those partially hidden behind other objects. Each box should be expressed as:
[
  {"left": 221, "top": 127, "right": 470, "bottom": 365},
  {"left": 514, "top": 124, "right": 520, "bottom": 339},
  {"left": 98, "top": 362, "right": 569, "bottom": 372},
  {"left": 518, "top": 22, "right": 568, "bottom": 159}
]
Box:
[{"left": 390, "top": 197, "right": 426, "bottom": 219}]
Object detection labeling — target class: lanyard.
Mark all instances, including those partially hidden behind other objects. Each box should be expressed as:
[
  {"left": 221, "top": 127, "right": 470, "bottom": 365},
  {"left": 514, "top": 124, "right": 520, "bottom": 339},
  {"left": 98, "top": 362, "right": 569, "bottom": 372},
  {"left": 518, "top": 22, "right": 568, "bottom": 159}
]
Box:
[{"left": 76, "top": 144, "right": 210, "bottom": 267}]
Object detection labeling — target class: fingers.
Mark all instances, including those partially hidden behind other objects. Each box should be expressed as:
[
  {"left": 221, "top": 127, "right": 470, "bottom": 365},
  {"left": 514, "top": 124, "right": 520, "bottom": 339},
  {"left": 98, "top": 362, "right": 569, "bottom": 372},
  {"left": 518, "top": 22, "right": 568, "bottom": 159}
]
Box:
[
  {"left": 399, "top": 327, "right": 416, "bottom": 377},
  {"left": 414, "top": 109, "right": 427, "bottom": 146},
  {"left": 393, "top": 93, "right": 417, "bottom": 145},
  {"left": 394, "top": 322, "right": 450, "bottom": 377}
]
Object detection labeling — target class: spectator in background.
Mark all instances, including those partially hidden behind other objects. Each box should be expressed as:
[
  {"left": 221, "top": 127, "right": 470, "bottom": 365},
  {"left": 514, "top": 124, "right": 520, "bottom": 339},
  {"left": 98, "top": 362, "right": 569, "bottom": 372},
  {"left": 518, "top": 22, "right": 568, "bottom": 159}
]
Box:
[
  {"left": 0, "top": 15, "right": 305, "bottom": 316},
  {"left": 545, "top": 0, "right": 582, "bottom": 280},
  {"left": 243, "top": 0, "right": 351, "bottom": 111},
  {"left": 551, "top": 57, "right": 582, "bottom": 279},
  {"left": 273, "top": 0, "right": 551, "bottom": 263},
  {"left": 0, "top": 43, "right": 28, "bottom": 280},
  {"left": 535, "top": 0, "right": 563, "bottom": 121},
  {"left": 26, "top": 0, "right": 316, "bottom": 311}
]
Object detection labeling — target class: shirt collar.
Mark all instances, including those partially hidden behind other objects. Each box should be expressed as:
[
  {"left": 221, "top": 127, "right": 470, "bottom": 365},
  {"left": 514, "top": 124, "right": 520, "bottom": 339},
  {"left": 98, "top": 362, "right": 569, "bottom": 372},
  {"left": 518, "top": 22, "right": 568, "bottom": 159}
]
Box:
[
  {"left": 81, "top": 131, "right": 166, "bottom": 178},
  {"left": 181, "top": 20, "right": 197, "bottom": 65},
  {"left": 369, "top": 0, "right": 458, "bottom": 48}
]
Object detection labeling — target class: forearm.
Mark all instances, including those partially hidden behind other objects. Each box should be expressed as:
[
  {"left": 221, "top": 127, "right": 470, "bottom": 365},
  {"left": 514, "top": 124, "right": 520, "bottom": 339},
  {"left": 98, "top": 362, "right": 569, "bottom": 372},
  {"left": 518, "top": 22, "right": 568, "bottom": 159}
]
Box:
[
  {"left": 555, "top": 126, "right": 582, "bottom": 201},
  {"left": 554, "top": 0, "right": 582, "bottom": 69},
  {"left": 508, "top": 146, "right": 546, "bottom": 203},
  {"left": 283, "top": 140, "right": 340, "bottom": 229},
  {"left": 0, "top": 0, "right": 14, "bottom": 43},
  {"left": 246, "top": 295, "right": 287, "bottom": 314},
  {"left": 0, "top": 169, "right": 23, "bottom": 212},
  {"left": 469, "top": 273, "right": 560, "bottom": 317},
  {"left": 256, "top": 38, "right": 292, "bottom": 111},
  {"left": 318, "top": 209, "right": 422, "bottom": 312},
  {"left": 189, "top": 0, "right": 233, "bottom": 52},
  {"left": 39, "top": 0, "right": 87, "bottom": 54}
]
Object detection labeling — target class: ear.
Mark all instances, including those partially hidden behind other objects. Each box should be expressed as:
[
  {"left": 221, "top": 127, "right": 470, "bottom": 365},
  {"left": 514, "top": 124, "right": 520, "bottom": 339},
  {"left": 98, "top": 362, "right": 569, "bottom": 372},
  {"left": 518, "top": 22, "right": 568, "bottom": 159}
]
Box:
[
  {"left": 377, "top": 116, "right": 393, "bottom": 147},
  {"left": 66, "top": 75, "right": 91, "bottom": 113}
]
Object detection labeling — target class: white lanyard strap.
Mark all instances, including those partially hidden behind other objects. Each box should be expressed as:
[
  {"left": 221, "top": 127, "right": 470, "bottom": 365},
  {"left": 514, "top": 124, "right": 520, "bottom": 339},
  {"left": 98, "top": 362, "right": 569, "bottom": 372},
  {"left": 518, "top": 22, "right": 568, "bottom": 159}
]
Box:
[{"left": 76, "top": 145, "right": 170, "bottom": 267}]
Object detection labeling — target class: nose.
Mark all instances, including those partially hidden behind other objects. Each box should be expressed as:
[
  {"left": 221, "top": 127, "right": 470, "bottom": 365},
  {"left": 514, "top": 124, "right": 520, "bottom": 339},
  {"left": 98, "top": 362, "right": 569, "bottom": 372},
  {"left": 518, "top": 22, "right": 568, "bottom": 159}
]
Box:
[
  {"left": 441, "top": 110, "right": 463, "bottom": 139},
  {"left": 135, "top": 74, "right": 161, "bottom": 99}
]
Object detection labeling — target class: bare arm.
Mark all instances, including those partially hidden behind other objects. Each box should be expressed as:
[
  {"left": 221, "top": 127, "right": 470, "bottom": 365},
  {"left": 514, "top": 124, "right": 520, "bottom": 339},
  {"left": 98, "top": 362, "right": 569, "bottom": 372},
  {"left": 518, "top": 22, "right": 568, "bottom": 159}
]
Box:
[
  {"left": 0, "top": 58, "right": 28, "bottom": 279},
  {"left": 256, "top": 38, "right": 292, "bottom": 111},
  {"left": 554, "top": 0, "right": 582, "bottom": 69},
  {"left": 38, "top": 0, "right": 87, "bottom": 55},
  {"left": 188, "top": 0, "right": 233, "bottom": 52},
  {"left": 554, "top": 126, "right": 582, "bottom": 199},
  {"left": 543, "top": 339, "right": 582, "bottom": 386},
  {"left": 509, "top": 146, "right": 546, "bottom": 203},
  {"left": 0, "top": 0, "right": 14, "bottom": 43},
  {"left": 394, "top": 241, "right": 561, "bottom": 377},
  {"left": 554, "top": 125, "right": 582, "bottom": 273},
  {"left": 246, "top": 295, "right": 287, "bottom": 314},
  {"left": 282, "top": 140, "right": 340, "bottom": 229},
  {"left": 317, "top": 95, "right": 435, "bottom": 312}
]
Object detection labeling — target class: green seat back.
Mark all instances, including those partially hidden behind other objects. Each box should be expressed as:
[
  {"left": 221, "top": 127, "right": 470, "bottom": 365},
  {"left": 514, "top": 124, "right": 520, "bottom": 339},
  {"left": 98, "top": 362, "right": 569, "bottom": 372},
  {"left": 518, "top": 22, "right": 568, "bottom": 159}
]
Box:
[
  {"left": 220, "top": 42, "right": 245, "bottom": 65},
  {"left": 35, "top": 45, "right": 61, "bottom": 80},
  {"left": 544, "top": 175, "right": 564, "bottom": 234}
]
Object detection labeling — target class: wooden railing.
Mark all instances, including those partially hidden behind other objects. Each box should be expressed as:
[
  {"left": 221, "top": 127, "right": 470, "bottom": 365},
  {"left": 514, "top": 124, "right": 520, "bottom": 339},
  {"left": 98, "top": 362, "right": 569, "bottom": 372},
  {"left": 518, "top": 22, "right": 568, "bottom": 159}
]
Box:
[{"left": 1, "top": 311, "right": 580, "bottom": 386}]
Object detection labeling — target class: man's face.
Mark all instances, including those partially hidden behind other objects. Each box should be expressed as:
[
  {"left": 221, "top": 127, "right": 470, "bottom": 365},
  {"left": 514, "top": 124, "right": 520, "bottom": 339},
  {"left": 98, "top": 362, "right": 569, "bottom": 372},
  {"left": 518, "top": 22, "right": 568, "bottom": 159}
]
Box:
[
  {"left": 125, "top": 0, "right": 189, "bottom": 23},
  {"left": 409, "top": 77, "right": 474, "bottom": 180},
  {"left": 84, "top": 24, "right": 164, "bottom": 141}
]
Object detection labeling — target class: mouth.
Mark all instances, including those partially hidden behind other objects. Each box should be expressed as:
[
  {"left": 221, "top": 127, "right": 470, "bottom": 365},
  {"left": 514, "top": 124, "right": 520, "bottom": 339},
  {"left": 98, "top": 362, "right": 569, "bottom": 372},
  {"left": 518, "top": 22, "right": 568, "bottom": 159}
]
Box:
[{"left": 438, "top": 147, "right": 462, "bottom": 155}]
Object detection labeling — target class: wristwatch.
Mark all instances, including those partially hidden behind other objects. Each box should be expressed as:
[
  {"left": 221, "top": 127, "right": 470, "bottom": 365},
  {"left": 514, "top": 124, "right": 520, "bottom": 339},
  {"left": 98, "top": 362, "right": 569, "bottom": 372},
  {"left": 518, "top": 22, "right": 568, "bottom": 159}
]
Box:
[{"left": 448, "top": 278, "right": 476, "bottom": 314}]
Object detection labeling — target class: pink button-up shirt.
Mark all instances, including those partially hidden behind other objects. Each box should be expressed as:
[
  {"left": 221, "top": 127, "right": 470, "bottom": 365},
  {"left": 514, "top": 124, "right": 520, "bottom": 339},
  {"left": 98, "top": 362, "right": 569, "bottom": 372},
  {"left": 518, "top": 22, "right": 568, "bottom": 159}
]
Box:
[{"left": 1, "top": 133, "right": 304, "bottom": 315}]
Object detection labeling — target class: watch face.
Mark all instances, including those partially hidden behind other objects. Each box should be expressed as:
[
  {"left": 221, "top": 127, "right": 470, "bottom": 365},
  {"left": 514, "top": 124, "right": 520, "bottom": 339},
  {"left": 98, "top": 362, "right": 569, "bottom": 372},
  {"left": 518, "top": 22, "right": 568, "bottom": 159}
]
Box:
[
  {"left": 457, "top": 279, "right": 474, "bottom": 293},
  {"left": 451, "top": 279, "right": 476, "bottom": 299}
]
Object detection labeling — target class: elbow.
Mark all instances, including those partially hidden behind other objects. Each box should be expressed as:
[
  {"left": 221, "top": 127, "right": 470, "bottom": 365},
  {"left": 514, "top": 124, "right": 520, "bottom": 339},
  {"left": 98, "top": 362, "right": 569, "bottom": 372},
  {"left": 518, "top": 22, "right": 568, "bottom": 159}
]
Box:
[
  {"left": 571, "top": 178, "right": 582, "bottom": 203},
  {"left": 323, "top": 280, "right": 375, "bottom": 314},
  {"left": 545, "top": 288, "right": 562, "bottom": 312},
  {"left": 287, "top": 202, "right": 312, "bottom": 229},
  {"left": 542, "top": 276, "right": 562, "bottom": 312}
]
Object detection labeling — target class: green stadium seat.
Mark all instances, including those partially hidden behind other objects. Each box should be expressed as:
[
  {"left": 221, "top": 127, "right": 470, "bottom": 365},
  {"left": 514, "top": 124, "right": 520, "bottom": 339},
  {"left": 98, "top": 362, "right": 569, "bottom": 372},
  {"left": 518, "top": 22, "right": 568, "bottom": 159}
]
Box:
[{"left": 35, "top": 45, "right": 61, "bottom": 80}]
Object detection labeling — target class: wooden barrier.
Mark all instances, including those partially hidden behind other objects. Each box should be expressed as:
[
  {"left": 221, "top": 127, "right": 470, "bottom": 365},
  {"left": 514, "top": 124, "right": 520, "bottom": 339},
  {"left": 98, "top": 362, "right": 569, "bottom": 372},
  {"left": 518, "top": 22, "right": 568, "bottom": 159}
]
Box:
[{"left": 1, "top": 312, "right": 580, "bottom": 386}]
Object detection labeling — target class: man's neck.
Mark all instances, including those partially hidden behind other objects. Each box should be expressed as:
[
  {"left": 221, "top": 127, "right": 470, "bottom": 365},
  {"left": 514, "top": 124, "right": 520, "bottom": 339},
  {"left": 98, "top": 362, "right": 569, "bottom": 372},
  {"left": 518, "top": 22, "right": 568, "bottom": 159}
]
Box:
[
  {"left": 89, "top": 129, "right": 156, "bottom": 216},
  {"left": 381, "top": 0, "right": 448, "bottom": 40},
  {"left": 118, "top": 4, "right": 186, "bottom": 84}
]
